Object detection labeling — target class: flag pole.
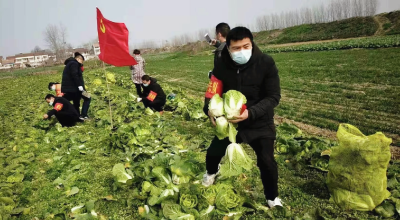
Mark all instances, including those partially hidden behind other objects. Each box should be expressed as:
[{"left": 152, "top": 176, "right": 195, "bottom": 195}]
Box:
[{"left": 102, "top": 61, "right": 114, "bottom": 129}]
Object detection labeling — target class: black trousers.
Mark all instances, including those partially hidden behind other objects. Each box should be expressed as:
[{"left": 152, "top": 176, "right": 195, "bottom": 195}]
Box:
[
  {"left": 63, "top": 92, "right": 91, "bottom": 117},
  {"left": 63, "top": 92, "right": 81, "bottom": 115},
  {"left": 135, "top": 83, "right": 144, "bottom": 97},
  {"left": 206, "top": 136, "right": 278, "bottom": 200},
  {"left": 81, "top": 96, "right": 91, "bottom": 117},
  {"left": 55, "top": 112, "right": 79, "bottom": 127},
  {"left": 143, "top": 99, "right": 165, "bottom": 112}
]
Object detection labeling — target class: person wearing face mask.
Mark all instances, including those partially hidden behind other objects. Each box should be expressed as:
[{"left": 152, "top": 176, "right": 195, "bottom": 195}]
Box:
[
  {"left": 48, "top": 81, "right": 91, "bottom": 120},
  {"left": 61, "top": 52, "right": 91, "bottom": 120},
  {"left": 48, "top": 82, "right": 64, "bottom": 97},
  {"left": 202, "top": 27, "right": 282, "bottom": 208},
  {"left": 43, "top": 94, "right": 80, "bottom": 127},
  {"left": 141, "top": 75, "right": 166, "bottom": 113}
]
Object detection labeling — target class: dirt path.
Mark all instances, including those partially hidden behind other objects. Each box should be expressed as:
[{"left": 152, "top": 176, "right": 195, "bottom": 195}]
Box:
[
  {"left": 274, "top": 115, "right": 400, "bottom": 160},
  {"left": 374, "top": 15, "right": 389, "bottom": 36}
]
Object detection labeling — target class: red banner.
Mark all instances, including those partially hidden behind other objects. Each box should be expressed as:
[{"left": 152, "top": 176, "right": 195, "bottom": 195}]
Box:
[
  {"left": 96, "top": 8, "right": 137, "bottom": 66},
  {"left": 205, "top": 75, "right": 223, "bottom": 98},
  {"left": 147, "top": 91, "right": 157, "bottom": 102}
]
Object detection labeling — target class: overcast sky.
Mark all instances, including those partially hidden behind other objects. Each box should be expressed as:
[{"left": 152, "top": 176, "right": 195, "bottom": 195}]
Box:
[{"left": 0, "top": 0, "right": 399, "bottom": 57}]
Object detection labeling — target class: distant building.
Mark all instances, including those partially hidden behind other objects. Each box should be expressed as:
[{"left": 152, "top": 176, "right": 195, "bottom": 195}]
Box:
[
  {"left": 13, "top": 52, "right": 50, "bottom": 67},
  {"left": 93, "top": 43, "right": 100, "bottom": 56},
  {"left": 0, "top": 59, "right": 15, "bottom": 69}
]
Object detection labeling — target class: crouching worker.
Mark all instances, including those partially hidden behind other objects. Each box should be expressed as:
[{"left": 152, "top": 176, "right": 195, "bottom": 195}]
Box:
[
  {"left": 43, "top": 94, "right": 81, "bottom": 127},
  {"left": 141, "top": 75, "right": 166, "bottom": 113},
  {"left": 48, "top": 82, "right": 64, "bottom": 97}
]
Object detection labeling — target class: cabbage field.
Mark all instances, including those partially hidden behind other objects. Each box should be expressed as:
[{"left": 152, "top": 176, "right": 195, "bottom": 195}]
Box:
[
  {"left": 262, "top": 35, "right": 400, "bottom": 53},
  {"left": 0, "top": 45, "right": 399, "bottom": 219}
]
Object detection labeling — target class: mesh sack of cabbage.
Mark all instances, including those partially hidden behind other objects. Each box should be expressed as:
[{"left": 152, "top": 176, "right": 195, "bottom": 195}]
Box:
[{"left": 327, "top": 124, "right": 392, "bottom": 211}]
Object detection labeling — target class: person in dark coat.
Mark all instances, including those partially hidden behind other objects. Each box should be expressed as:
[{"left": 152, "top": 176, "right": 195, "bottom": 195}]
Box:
[
  {"left": 201, "top": 27, "right": 282, "bottom": 208},
  {"left": 207, "top": 23, "right": 231, "bottom": 79},
  {"left": 141, "top": 75, "right": 166, "bottom": 113},
  {"left": 210, "top": 23, "right": 231, "bottom": 72},
  {"left": 43, "top": 94, "right": 81, "bottom": 127},
  {"left": 61, "top": 52, "right": 91, "bottom": 119}
]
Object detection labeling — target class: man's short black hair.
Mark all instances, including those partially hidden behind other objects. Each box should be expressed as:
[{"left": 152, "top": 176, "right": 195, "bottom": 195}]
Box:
[
  {"left": 133, "top": 49, "right": 140, "bottom": 55},
  {"left": 74, "top": 52, "right": 85, "bottom": 61},
  {"left": 226, "top": 27, "right": 254, "bottom": 47},
  {"left": 45, "top": 94, "right": 55, "bottom": 100},
  {"left": 216, "top": 23, "right": 230, "bottom": 38},
  {"left": 48, "top": 82, "right": 59, "bottom": 90},
  {"left": 142, "top": 75, "right": 151, "bottom": 81}
]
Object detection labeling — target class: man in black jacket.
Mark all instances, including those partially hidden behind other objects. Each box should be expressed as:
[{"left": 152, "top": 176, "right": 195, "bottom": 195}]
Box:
[
  {"left": 61, "top": 52, "right": 90, "bottom": 119},
  {"left": 202, "top": 27, "right": 282, "bottom": 208},
  {"left": 210, "top": 23, "right": 230, "bottom": 72},
  {"left": 141, "top": 75, "right": 166, "bottom": 113},
  {"left": 43, "top": 94, "right": 80, "bottom": 127}
]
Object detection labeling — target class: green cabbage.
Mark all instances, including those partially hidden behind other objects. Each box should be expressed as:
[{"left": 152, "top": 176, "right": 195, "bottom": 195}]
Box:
[
  {"left": 106, "top": 72, "right": 116, "bottom": 83},
  {"left": 172, "top": 174, "right": 191, "bottom": 185},
  {"left": 180, "top": 194, "right": 198, "bottom": 209},
  {"left": 145, "top": 107, "right": 154, "bottom": 115},
  {"left": 215, "top": 186, "right": 243, "bottom": 212},
  {"left": 201, "top": 186, "right": 218, "bottom": 206},
  {"left": 228, "top": 122, "right": 238, "bottom": 143},
  {"left": 152, "top": 167, "right": 172, "bottom": 185},
  {"left": 162, "top": 203, "right": 195, "bottom": 220},
  {"left": 142, "top": 181, "right": 153, "bottom": 194},
  {"left": 148, "top": 188, "right": 176, "bottom": 206},
  {"left": 219, "top": 143, "right": 253, "bottom": 178},
  {"left": 93, "top": 79, "right": 102, "bottom": 86},
  {"left": 215, "top": 117, "right": 229, "bottom": 140},
  {"left": 198, "top": 205, "right": 215, "bottom": 220},
  {"left": 208, "top": 94, "right": 224, "bottom": 117},
  {"left": 138, "top": 205, "right": 159, "bottom": 220},
  {"left": 223, "top": 90, "right": 247, "bottom": 120},
  {"left": 112, "top": 163, "right": 133, "bottom": 183},
  {"left": 375, "top": 201, "right": 395, "bottom": 218}
]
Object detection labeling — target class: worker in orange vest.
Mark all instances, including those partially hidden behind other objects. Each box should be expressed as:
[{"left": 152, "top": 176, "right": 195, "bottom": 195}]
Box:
[{"left": 48, "top": 82, "right": 64, "bottom": 97}]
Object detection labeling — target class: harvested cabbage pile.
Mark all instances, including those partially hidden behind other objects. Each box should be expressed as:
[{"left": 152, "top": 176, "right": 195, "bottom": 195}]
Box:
[
  {"left": 327, "top": 124, "right": 392, "bottom": 211},
  {"left": 209, "top": 90, "right": 253, "bottom": 178}
]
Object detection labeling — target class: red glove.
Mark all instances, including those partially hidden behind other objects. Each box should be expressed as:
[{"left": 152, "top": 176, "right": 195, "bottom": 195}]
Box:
[
  {"left": 81, "top": 66, "right": 84, "bottom": 72},
  {"left": 240, "top": 104, "right": 247, "bottom": 114}
]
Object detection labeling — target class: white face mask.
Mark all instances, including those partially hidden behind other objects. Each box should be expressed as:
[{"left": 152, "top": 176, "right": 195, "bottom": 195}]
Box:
[
  {"left": 229, "top": 49, "right": 252, "bottom": 65},
  {"left": 49, "top": 101, "right": 53, "bottom": 106},
  {"left": 143, "top": 83, "right": 149, "bottom": 87},
  {"left": 51, "top": 86, "right": 56, "bottom": 91}
]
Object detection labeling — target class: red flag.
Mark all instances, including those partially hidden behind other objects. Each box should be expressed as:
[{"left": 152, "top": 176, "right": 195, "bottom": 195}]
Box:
[{"left": 96, "top": 8, "right": 137, "bottom": 66}]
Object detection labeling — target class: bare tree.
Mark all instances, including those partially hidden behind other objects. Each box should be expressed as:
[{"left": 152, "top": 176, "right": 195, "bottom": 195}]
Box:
[
  {"left": 342, "top": 0, "right": 352, "bottom": 19},
  {"left": 196, "top": 28, "right": 209, "bottom": 41},
  {"left": 43, "top": 23, "right": 69, "bottom": 61},
  {"left": 352, "top": 0, "right": 364, "bottom": 17},
  {"left": 365, "top": 0, "right": 378, "bottom": 16},
  {"left": 31, "top": 46, "right": 42, "bottom": 53},
  {"left": 81, "top": 38, "right": 98, "bottom": 51},
  {"left": 301, "top": 7, "right": 314, "bottom": 24},
  {"left": 139, "top": 40, "right": 158, "bottom": 49},
  {"left": 256, "top": 16, "right": 268, "bottom": 31},
  {"left": 171, "top": 36, "right": 181, "bottom": 47}
]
